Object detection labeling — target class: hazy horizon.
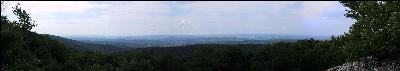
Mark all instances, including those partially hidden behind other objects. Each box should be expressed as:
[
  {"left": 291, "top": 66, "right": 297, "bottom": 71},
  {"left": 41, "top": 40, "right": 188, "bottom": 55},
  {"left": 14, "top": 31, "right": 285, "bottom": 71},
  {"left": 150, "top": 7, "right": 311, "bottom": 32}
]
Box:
[
  {"left": 3, "top": 1, "right": 355, "bottom": 36},
  {"left": 56, "top": 33, "right": 335, "bottom": 38}
]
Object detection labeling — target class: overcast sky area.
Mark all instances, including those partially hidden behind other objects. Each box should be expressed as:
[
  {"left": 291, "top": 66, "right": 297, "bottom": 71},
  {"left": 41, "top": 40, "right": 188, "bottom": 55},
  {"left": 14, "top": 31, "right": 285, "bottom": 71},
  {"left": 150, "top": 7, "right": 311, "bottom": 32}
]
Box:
[{"left": 3, "top": 1, "right": 355, "bottom": 36}]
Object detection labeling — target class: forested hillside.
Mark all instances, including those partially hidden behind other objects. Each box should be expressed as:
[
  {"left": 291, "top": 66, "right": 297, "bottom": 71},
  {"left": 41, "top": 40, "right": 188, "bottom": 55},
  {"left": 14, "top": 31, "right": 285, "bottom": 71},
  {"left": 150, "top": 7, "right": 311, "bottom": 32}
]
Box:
[
  {"left": 1, "top": 1, "right": 399, "bottom": 71},
  {"left": 66, "top": 34, "right": 308, "bottom": 48},
  {"left": 45, "top": 34, "right": 132, "bottom": 53}
]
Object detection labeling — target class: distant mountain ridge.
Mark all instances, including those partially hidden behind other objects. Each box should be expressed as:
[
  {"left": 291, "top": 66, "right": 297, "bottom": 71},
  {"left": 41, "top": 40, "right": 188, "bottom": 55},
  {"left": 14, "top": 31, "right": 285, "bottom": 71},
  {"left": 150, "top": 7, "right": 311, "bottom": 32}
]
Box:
[
  {"left": 61, "top": 34, "right": 332, "bottom": 48},
  {"left": 63, "top": 34, "right": 332, "bottom": 40},
  {"left": 41, "top": 34, "right": 132, "bottom": 53}
]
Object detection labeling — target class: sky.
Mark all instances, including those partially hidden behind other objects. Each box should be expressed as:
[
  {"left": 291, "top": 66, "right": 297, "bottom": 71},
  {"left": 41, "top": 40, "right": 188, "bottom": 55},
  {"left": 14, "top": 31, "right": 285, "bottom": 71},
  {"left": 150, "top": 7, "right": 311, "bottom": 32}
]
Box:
[{"left": 2, "top": 1, "right": 355, "bottom": 36}]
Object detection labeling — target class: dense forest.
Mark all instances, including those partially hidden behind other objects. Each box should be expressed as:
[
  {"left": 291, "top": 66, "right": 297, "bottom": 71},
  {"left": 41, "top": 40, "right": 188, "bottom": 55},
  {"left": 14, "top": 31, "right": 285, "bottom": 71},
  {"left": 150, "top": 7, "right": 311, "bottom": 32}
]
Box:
[
  {"left": 46, "top": 34, "right": 132, "bottom": 53},
  {"left": 1, "top": 1, "right": 400, "bottom": 71}
]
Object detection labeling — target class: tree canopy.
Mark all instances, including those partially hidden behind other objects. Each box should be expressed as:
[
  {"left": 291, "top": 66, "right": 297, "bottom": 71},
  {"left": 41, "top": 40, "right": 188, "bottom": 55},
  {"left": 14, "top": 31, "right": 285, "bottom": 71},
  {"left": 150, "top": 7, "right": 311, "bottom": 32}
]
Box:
[{"left": 1, "top": 1, "right": 399, "bottom": 71}]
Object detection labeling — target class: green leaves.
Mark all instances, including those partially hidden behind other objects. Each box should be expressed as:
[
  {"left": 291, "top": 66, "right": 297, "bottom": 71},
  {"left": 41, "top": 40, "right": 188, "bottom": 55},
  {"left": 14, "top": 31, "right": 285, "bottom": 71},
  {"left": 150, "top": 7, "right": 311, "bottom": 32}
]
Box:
[
  {"left": 340, "top": 1, "right": 400, "bottom": 60},
  {"left": 1, "top": 1, "right": 398, "bottom": 71},
  {"left": 11, "top": 3, "right": 36, "bottom": 31}
]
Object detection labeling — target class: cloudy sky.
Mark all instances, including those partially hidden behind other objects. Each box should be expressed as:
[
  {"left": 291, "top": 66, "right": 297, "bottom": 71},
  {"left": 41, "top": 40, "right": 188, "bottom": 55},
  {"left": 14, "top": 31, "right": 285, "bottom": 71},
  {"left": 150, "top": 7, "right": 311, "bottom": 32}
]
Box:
[{"left": 3, "top": 1, "right": 354, "bottom": 36}]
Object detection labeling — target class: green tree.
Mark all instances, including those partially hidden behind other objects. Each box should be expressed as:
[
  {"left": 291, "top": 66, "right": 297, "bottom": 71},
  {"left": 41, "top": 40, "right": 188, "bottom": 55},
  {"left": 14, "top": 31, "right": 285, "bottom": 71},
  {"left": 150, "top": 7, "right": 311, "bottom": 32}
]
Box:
[
  {"left": 217, "top": 45, "right": 252, "bottom": 71},
  {"left": 296, "top": 38, "right": 347, "bottom": 71},
  {"left": 340, "top": 1, "right": 400, "bottom": 61},
  {"left": 1, "top": 2, "right": 40, "bottom": 70},
  {"left": 254, "top": 42, "right": 299, "bottom": 71},
  {"left": 186, "top": 46, "right": 219, "bottom": 71},
  {"left": 154, "top": 53, "right": 187, "bottom": 71}
]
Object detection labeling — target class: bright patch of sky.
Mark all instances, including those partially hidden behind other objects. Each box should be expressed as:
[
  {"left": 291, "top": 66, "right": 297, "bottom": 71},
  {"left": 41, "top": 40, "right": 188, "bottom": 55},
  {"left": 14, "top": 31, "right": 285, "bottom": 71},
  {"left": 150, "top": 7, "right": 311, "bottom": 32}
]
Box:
[{"left": 2, "top": 1, "right": 355, "bottom": 36}]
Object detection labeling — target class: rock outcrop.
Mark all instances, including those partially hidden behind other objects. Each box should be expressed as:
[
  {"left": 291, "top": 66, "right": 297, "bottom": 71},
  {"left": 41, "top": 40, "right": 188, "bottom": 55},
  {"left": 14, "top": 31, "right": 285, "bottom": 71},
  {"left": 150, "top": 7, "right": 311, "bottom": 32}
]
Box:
[{"left": 328, "top": 57, "right": 400, "bottom": 71}]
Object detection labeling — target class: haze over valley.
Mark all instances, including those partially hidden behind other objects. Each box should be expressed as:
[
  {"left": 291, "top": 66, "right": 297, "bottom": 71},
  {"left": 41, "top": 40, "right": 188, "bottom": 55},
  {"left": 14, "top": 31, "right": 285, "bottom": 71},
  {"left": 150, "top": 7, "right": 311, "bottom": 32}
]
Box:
[{"left": 2, "top": 1, "right": 399, "bottom": 71}]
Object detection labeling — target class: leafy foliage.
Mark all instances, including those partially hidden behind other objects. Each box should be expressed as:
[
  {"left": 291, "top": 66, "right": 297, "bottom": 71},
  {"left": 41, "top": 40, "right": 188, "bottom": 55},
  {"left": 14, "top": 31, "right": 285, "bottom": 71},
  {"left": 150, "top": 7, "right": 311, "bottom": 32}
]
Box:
[
  {"left": 340, "top": 1, "right": 400, "bottom": 61},
  {"left": 1, "top": 1, "right": 399, "bottom": 71},
  {"left": 46, "top": 34, "right": 132, "bottom": 53}
]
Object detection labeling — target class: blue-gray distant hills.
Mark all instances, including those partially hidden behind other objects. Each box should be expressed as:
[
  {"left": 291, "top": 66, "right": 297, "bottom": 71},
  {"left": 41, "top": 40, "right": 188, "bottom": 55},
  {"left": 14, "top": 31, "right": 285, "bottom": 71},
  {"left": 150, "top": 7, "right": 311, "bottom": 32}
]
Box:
[{"left": 61, "top": 34, "right": 332, "bottom": 48}]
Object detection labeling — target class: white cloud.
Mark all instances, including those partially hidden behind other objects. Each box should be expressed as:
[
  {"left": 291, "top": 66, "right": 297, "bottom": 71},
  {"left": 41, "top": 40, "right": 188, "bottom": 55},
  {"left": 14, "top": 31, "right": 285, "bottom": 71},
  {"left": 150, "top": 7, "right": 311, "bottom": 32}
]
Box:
[
  {"left": 6, "top": 1, "right": 351, "bottom": 36},
  {"left": 300, "top": 1, "right": 355, "bottom": 36},
  {"left": 29, "top": 1, "right": 175, "bottom": 36},
  {"left": 174, "top": 1, "right": 303, "bottom": 35},
  {"left": 100, "top": 1, "right": 172, "bottom": 22},
  {"left": 300, "top": 1, "right": 337, "bottom": 20},
  {"left": 10, "top": 1, "right": 108, "bottom": 16}
]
